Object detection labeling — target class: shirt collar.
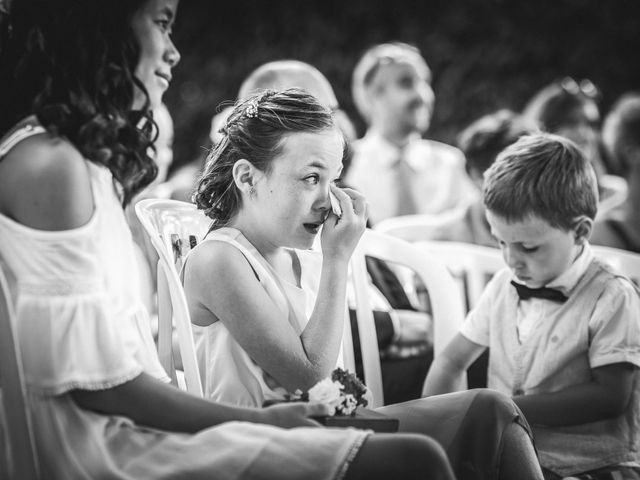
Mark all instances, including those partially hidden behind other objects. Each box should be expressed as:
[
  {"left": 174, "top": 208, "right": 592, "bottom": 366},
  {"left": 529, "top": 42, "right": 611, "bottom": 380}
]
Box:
[
  {"left": 510, "top": 243, "right": 593, "bottom": 296},
  {"left": 363, "top": 129, "right": 430, "bottom": 171}
]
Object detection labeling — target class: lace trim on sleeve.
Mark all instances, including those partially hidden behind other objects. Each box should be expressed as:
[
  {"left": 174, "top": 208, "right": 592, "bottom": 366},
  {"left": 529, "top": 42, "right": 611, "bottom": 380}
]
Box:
[
  {"left": 28, "top": 367, "right": 144, "bottom": 396},
  {"left": 334, "top": 432, "right": 371, "bottom": 480}
]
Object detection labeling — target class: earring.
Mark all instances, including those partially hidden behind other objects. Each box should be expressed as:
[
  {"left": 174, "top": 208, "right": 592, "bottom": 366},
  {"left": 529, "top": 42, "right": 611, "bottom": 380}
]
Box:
[{"left": 249, "top": 186, "right": 256, "bottom": 198}]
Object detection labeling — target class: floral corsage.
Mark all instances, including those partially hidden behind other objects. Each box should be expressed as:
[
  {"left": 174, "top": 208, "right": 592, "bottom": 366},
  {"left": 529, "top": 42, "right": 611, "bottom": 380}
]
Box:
[{"left": 289, "top": 368, "right": 369, "bottom": 416}]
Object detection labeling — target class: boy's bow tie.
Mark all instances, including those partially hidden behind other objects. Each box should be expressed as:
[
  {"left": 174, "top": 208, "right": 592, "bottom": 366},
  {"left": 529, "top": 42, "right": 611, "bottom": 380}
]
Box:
[{"left": 510, "top": 281, "right": 568, "bottom": 303}]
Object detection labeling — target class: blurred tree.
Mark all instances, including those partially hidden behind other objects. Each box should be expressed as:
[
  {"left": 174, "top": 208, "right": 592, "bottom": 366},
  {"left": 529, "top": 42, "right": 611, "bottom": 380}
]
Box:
[{"left": 165, "top": 0, "right": 640, "bottom": 173}]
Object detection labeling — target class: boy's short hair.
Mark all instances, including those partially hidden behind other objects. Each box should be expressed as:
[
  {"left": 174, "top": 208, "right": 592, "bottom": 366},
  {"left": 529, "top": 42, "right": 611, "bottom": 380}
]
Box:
[
  {"left": 483, "top": 133, "right": 598, "bottom": 230},
  {"left": 602, "top": 92, "right": 640, "bottom": 178},
  {"left": 457, "top": 109, "right": 537, "bottom": 176},
  {"left": 352, "top": 42, "right": 430, "bottom": 122}
]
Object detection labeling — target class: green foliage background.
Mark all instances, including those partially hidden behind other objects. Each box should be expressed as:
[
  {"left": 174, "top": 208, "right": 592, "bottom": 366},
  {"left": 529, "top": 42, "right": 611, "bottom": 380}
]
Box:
[{"left": 165, "top": 0, "right": 640, "bottom": 171}]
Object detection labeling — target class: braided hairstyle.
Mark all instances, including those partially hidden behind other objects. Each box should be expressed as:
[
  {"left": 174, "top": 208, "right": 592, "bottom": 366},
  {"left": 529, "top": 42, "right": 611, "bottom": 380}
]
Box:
[
  {"left": 0, "top": 0, "right": 158, "bottom": 206},
  {"left": 194, "top": 88, "right": 341, "bottom": 228}
]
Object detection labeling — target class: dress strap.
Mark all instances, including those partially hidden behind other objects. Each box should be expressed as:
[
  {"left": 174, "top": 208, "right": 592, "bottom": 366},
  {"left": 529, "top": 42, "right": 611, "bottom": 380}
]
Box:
[
  {"left": 0, "top": 123, "right": 47, "bottom": 159},
  {"left": 197, "top": 228, "right": 301, "bottom": 330}
]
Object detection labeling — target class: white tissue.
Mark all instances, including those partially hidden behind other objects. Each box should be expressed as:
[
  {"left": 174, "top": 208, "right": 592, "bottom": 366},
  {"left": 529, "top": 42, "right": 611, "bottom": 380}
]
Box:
[{"left": 329, "top": 190, "right": 342, "bottom": 218}]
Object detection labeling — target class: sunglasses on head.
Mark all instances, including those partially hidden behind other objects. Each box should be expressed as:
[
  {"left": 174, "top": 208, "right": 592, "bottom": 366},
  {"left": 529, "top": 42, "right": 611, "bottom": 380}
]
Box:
[{"left": 559, "top": 77, "right": 600, "bottom": 101}]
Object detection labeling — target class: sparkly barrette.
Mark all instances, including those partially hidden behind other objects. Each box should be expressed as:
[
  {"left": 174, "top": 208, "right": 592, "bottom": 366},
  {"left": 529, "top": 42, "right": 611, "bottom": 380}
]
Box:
[{"left": 244, "top": 100, "right": 259, "bottom": 119}]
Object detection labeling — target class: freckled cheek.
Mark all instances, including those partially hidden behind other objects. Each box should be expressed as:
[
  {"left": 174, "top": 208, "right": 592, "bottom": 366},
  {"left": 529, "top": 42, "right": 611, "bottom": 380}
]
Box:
[
  {"left": 269, "top": 188, "right": 308, "bottom": 219},
  {"left": 287, "top": 186, "right": 315, "bottom": 209}
]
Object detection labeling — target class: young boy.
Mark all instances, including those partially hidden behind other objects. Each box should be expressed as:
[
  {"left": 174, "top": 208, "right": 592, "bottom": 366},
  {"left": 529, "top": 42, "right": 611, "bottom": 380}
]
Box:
[
  {"left": 424, "top": 133, "right": 640, "bottom": 479},
  {"left": 346, "top": 42, "right": 475, "bottom": 224}
]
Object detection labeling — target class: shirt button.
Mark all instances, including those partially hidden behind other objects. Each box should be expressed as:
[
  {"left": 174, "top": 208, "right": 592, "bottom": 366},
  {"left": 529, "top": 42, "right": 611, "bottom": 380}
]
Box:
[{"left": 513, "top": 388, "right": 524, "bottom": 396}]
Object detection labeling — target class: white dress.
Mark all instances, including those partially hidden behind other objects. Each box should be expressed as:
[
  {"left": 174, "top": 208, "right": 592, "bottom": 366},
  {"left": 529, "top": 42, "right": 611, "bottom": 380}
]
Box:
[
  {"left": 0, "top": 120, "right": 367, "bottom": 480},
  {"left": 190, "top": 228, "right": 325, "bottom": 407}
]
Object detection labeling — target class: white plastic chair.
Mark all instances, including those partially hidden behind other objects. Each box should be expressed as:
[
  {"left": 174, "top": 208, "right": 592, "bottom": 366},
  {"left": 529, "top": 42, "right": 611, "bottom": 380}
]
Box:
[
  {"left": 414, "top": 241, "right": 506, "bottom": 311},
  {"left": 592, "top": 245, "right": 640, "bottom": 285},
  {"left": 373, "top": 211, "right": 465, "bottom": 243},
  {"left": 135, "top": 198, "right": 209, "bottom": 397},
  {"left": 0, "top": 264, "right": 40, "bottom": 479},
  {"left": 597, "top": 175, "right": 628, "bottom": 220},
  {"left": 347, "top": 229, "right": 467, "bottom": 407}
]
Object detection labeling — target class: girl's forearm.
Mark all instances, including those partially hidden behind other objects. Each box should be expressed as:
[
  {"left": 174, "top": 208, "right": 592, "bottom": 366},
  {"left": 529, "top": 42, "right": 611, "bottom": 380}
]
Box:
[
  {"left": 300, "top": 258, "right": 349, "bottom": 378},
  {"left": 71, "top": 373, "right": 260, "bottom": 433}
]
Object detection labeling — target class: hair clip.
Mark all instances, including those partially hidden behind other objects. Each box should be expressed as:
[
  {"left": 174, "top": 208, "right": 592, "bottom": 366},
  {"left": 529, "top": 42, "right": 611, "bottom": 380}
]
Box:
[{"left": 244, "top": 101, "right": 259, "bottom": 119}]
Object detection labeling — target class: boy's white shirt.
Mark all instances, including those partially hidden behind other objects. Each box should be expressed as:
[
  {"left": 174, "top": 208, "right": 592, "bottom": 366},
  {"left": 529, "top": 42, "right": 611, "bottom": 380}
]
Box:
[
  {"left": 462, "top": 242, "right": 640, "bottom": 371},
  {"left": 514, "top": 244, "right": 593, "bottom": 343},
  {"left": 460, "top": 241, "right": 640, "bottom": 474}
]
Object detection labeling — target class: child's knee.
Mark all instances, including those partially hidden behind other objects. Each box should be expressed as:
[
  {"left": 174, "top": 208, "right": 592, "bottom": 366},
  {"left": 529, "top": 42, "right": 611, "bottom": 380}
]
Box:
[
  {"left": 470, "top": 388, "right": 517, "bottom": 414},
  {"left": 453, "top": 389, "right": 529, "bottom": 437},
  {"left": 348, "top": 434, "right": 452, "bottom": 480},
  {"left": 397, "top": 435, "right": 451, "bottom": 479}
]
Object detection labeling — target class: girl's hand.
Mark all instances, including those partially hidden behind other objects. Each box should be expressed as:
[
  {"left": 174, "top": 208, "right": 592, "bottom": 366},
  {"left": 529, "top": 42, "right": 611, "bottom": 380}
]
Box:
[
  {"left": 257, "top": 401, "right": 331, "bottom": 429},
  {"left": 321, "top": 184, "right": 368, "bottom": 262}
]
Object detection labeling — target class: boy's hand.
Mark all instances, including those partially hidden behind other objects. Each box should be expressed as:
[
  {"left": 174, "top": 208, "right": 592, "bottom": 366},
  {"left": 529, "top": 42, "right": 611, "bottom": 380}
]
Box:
[
  {"left": 257, "top": 401, "right": 331, "bottom": 429},
  {"left": 321, "top": 184, "right": 368, "bottom": 262}
]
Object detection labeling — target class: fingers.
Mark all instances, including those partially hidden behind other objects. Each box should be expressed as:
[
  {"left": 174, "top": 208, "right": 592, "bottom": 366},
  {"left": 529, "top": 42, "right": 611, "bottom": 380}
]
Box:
[
  {"left": 305, "top": 401, "right": 332, "bottom": 417},
  {"left": 270, "top": 402, "right": 328, "bottom": 428},
  {"left": 296, "top": 417, "right": 324, "bottom": 428},
  {"left": 329, "top": 184, "right": 368, "bottom": 221},
  {"left": 290, "top": 402, "right": 329, "bottom": 427}
]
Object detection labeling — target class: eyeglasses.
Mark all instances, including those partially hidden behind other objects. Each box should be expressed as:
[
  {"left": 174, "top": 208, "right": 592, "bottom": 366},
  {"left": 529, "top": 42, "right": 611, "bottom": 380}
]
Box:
[{"left": 559, "top": 77, "right": 600, "bottom": 101}]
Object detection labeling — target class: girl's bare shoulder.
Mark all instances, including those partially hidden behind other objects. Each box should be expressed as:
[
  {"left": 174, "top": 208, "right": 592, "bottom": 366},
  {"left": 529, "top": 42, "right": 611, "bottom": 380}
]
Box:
[{"left": 0, "top": 133, "right": 94, "bottom": 230}]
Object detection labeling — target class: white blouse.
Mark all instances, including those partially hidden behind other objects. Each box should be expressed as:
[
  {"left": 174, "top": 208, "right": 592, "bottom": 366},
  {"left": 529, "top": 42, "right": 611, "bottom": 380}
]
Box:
[{"left": 0, "top": 162, "right": 168, "bottom": 395}]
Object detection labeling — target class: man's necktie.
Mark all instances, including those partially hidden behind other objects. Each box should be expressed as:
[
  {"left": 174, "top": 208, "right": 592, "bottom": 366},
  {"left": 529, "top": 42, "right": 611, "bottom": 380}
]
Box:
[
  {"left": 392, "top": 150, "right": 416, "bottom": 217},
  {"left": 510, "top": 280, "right": 568, "bottom": 303}
]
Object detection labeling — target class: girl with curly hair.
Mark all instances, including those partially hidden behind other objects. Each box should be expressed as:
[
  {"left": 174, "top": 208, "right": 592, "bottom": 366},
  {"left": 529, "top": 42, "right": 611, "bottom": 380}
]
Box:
[{"left": 0, "top": 1, "right": 455, "bottom": 478}]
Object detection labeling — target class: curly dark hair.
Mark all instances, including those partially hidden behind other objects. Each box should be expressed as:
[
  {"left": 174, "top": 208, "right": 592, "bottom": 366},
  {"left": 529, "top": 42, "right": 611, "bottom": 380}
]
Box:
[
  {"left": 194, "top": 88, "right": 341, "bottom": 228},
  {"left": 0, "top": 0, "right": 158, "bottom": 205}
]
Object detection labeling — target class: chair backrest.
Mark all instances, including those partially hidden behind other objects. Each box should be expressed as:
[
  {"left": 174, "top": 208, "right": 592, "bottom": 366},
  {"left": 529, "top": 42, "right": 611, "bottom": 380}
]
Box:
[
  {"left": 135, "top": 198, "right": 209, "bottom": 397},
  {"left": 414, "top": 241, "right": 506, "bottom": 312},
  {"left": 596, "top": 174, "right": 628, "bottom": 220},
  {"left": 373, "top": 211, "right": 464, "bottom": 243},
  {"left": 347, "top": 230, "right": 467, "bottom": 407},
  {"left": 592, "top": 245, "right": 640, "bottom": 285},
  {"left": 413, "top": 242, "right": 640, "bottom": 302},
  {"left": 0, "top": 264, "right": 40, "bottom": 479}
]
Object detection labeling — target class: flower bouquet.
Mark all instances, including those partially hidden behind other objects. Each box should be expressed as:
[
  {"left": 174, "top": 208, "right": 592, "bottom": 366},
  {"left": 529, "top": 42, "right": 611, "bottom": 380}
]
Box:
[
  {"left": 269, "top": 368, "right": 398, "bottom": 432},
  {"left": 301, "top": 367, "right": 370, "bottom": 416}
]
